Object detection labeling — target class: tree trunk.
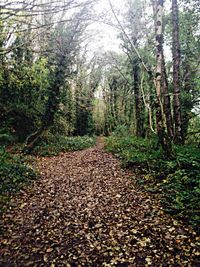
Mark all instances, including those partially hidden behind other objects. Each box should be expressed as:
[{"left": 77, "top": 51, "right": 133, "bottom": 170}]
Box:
[
  {"left": 152, "top": 0, "right": 173, "bottom": 141},
  {"left": 181, "top": 59, "right": 193, "bottom": 143},
  {"left": 155, "top": 0, "right": 172, "bottom": 158},
  {"left": 109, "top": 79, "right": 118, "bottom": 129},
  {"left": 172, "top": 0, "right": 182, "bottom": 144},
  {"left": 162, "top": 52, "right": 174, "bottom": 139},
  {"left": 133, "top": 60, "right": 144, "bottom": 137}
]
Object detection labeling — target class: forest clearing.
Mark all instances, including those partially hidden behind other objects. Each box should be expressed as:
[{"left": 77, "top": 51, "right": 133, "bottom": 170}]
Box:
[{"left": 0, "top": 0, "right": 200, "bottom": 266}]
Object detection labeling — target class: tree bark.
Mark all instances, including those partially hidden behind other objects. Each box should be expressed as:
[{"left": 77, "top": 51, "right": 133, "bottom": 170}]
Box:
[{"left": 172, "top": 0, "right": 182, "bottom": 143}]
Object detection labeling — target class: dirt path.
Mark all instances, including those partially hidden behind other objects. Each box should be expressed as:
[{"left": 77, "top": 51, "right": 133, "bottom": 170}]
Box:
[{"left": 0, "top": 144, "right": 199, "bottom": 266}]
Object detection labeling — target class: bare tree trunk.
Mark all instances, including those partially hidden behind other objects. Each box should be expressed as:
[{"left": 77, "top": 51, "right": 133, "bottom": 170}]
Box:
[{"left": 172, "top": 0, "right": 182, "bottom": 144}]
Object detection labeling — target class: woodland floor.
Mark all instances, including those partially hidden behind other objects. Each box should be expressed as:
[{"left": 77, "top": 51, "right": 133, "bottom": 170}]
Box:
[{"left": 0, "top": 138, "right": 200, "bottom": 267}]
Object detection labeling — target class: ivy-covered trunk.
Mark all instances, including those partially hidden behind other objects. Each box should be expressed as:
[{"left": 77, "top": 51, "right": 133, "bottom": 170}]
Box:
[
  {"left": 181, "top": 59, "right": 193, "bottom": 143},
  {"left": 180, "top": 16, "right": 198, "bottom": 143},
  {"left": 172, "top": 0, "right": 182, "bottom": 144},
  {"left": 24, "top": 56, "right": 66, "bottom": 152},
  {"left": 109, "top": 78, "right": 118, "bottom": 128}
]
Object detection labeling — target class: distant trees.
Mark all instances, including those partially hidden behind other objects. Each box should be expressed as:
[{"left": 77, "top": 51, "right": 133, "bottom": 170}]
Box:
[
  {"left": 125, "top": 0, "right": 146, "bottom": 137},
  {"left": 180, "top": 0, "right": 200, "bottom": 143},
  {"left": 92, "top": 0, "right": 199, "bottom": 156}
]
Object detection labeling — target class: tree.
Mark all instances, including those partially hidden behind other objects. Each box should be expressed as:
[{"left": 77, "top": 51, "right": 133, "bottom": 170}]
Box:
[
  {"left": 0, "top": 26, "right": 50, "bottom": 142},
  {"left": 180, "top": 0, "right": 200, "bottom": 143},
  {"left": 24, "top": 5, "right": 92, "bottom": 151},
  {"left": 152, "top": 0, "right": 174, "bottom": 140},
  {"left": 172, "top": 0, "right": 182, "bottom": 143},
  {"left": 121, "top": 0, "right": 146, "bottom": 137},
  {"left": 154, "top": 0, "right": 172, "bottom": 157}
]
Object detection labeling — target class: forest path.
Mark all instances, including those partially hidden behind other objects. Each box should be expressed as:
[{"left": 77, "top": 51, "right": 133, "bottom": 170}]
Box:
[{"left": 1, "top": 143, "right": 199, "bottom": 266}]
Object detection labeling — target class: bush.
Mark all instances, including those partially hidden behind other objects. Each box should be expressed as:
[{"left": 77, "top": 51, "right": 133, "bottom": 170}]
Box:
[
  {"left": 0, "top": 133, "right": 15, "bottom": 145},
  {"left": 105, "top": 136, "right": 162, "bottom": 171},
  {"left": 0, "top": 128, "right": 17, "bottom": 145},
  {"left": 0, "top": 147, "right": 37, "bottom": 213},
  {"left": 161, "top": 169, "right": 200, "bottom": 227},
  {"left": 161, "top": 145, "right": 200, "bottom": 228}
]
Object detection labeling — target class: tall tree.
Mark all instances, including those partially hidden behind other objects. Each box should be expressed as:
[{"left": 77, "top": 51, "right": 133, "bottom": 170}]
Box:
[
  {"left": 154, "top": 0, "right": 172, "bottom": 156},
  {"left": 172, "top": 0, "right": 182, "bottom": 143},
  {"left": 24, "top": 4, "right": 92, "bottom": 151},
  {"left": 162, "top": 54, "right": 174, "bottom": 139},
  {"left": 122, "top": 0, "right": 146, "bottom": 137},
  {"left": 152, "top": 0, "right": 174, "bottom": 140}
]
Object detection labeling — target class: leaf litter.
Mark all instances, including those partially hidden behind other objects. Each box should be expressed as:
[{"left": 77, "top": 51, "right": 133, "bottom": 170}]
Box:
[{"left": 0, "top": 142, "right": 199, "bottom": 266}]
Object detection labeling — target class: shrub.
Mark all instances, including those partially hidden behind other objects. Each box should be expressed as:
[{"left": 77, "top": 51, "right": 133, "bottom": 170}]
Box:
[
  {"left": 0, "top": 128, "right": 17, "bottom": 145},
  {"left": 161, "top": 145, "right": 200, "bottom": 228},
  {"left": 0, "top": 147, "right": 37, "bottom": 213}
]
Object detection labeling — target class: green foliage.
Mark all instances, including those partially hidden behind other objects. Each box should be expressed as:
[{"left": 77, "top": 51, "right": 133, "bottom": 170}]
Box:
[
  {"left": 0, "top": 147, "right": 37, "bottom": 212},
  {"left": 105, "top": 135, "right": 161, "bottom": 170},
  {"left": 160, "top": 144, "right": 200, "bottom": 228},
  {"left": 162, "top": 170, "right": 200, "bottom": 226},
  {"left": 0, "top": 129, "right": 16, "bottom": 145},
  {"left": 49, "top": 116, "right": 72, "bottom": 136},
  {"left": 0, "top": 55, "right": 50, "bottom": 142},
  {"left": 112, "top": 125, "right": 130, "bottom": 137},
  {"left": 105, "top": 135, "right": 200, "bottom": 230},
  {"left": 186, "top": 116, "right": 200, "bottom": 145},
  {"left": 33, "top": 135, "right": 96, "bottom": 156}
]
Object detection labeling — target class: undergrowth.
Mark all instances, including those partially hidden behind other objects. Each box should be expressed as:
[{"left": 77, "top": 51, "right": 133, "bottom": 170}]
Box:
[
  {"left": 32, "top": 135, "right": 96, "bottom": 156},
  {"left": 0, "top": 147, "right": 37, "bottom": 213},
  {"left": 105, "top": 135, "right": 200, "bottom": 231}
]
